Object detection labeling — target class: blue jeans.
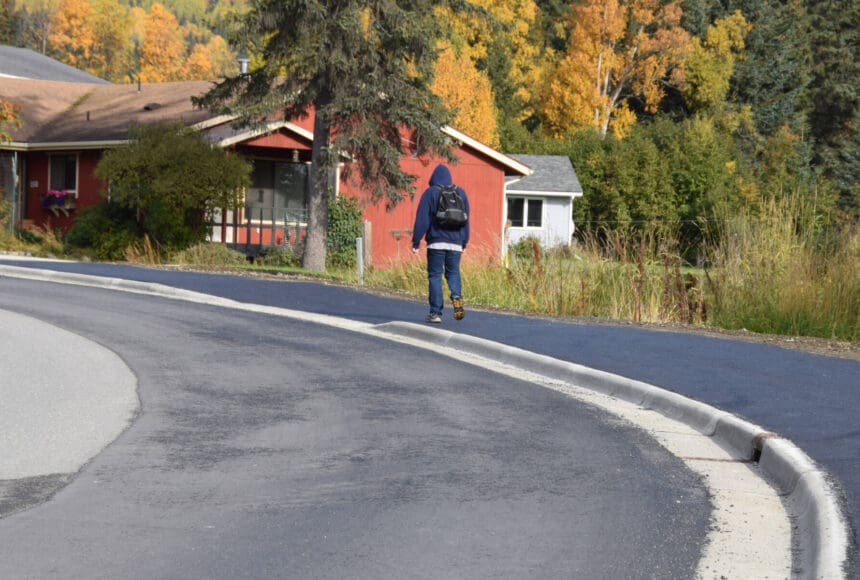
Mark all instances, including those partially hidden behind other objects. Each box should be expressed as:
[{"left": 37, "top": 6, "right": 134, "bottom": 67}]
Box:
[{"left": 427, "top": 249, "right": 462, "bottom": 314}]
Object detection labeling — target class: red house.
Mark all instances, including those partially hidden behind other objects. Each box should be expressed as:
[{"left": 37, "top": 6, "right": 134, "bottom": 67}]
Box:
[{"left": 0, "top": 77, "right": 531, "bottom": 266}]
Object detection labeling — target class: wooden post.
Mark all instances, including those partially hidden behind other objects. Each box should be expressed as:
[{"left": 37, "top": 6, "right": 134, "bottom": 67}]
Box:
[{"left": 362, "top": 220, "right": 372, "bottom": 269}]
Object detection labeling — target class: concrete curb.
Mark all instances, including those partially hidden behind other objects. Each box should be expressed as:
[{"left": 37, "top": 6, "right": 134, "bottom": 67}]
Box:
[
  {"left": 373, "top": 321, "right": 851, "bottom": 580},
  {"left": 1, "top": 265, "right": 850, "bottom": 579}
]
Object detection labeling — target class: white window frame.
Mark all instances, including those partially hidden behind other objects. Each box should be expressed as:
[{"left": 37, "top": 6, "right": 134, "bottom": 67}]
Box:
[
  {"left": 48, "top": 153, "right": 79, "bottom": 197},
  {"left": 506, "top": 196, "right": 544, "bottom": 229}
]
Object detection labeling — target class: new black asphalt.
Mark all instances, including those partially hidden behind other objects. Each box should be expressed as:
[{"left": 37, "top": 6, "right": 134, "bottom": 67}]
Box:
[{"left": 2, "top": 258, "right": 858, "bottom": 573}]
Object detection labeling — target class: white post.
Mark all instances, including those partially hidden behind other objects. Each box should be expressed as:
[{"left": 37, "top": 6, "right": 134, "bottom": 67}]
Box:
[{"left": 356, "top": 237, "right": 364, "bottom": 283}]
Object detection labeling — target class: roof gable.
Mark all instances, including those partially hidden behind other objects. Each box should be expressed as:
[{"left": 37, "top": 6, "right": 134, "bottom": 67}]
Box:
[
  {"left": 202, "top": 119, "right": 314, "bottom": 148},
  {"left": 441, "top": 126, "right": 531, "bottom": 177},
  {"left": 506, "top": 154, "right": 582, "bottom": 196}
]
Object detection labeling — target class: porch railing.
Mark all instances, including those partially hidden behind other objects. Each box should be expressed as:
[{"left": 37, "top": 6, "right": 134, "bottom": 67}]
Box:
[{"left": 210, "top": 207, "right": 308, "bottom": 256}]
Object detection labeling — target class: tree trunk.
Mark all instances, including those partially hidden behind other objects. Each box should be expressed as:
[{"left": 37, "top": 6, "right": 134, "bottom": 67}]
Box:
[{"left": 303, "top": 110, "right": 332, "bottom": 272}]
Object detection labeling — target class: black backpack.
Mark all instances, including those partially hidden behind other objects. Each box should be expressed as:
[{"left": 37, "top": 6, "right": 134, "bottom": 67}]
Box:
[{"left": 434, "top": 184, "right": 468, "bottom": 229}]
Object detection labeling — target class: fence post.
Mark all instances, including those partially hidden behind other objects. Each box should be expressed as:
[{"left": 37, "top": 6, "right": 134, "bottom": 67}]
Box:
[
  {"left": 362, "top": 220, "right": 372, "bottom": 269},
  {"left": 356, "top": 237, "right": 364, "bottom": 284}
]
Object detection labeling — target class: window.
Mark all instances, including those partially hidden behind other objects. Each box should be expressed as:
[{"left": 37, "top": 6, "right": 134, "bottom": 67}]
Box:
[
  {"left": 507, "top": 197, "right": 543, "bottom": 228},
  {"left": 49, "top": 154, "right": 77, "bottom": 194},
  {"left": 275, "top": 163, "right": 307, "bottom": 211},
  {"left": 247, "top": 160, "right": 308, "bottom": 221}
]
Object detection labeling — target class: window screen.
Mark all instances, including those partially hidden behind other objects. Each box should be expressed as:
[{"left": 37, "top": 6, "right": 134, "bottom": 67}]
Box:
[
  {"left": 247, "top": 161, "right": 308, "bottom": 221},
  {"left": 507, "top": 197, "right": 525, "bottom": 227},
  {"left": 50, "top": 154, "right": 77, "bottom": 192},
  {"left": 527, "top": 199, "right": 543, "bottom": 227},
  {"left": 507, "top": 197, "right": 542, "bottom": 228}
]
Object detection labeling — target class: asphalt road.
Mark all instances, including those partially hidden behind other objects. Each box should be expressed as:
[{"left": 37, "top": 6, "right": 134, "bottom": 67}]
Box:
[
  {"left": 0, "top": 278, "right": 710, "bottom": 579},
  {"left": 1, "top": 258, "right": 857, "bottom": 576}
]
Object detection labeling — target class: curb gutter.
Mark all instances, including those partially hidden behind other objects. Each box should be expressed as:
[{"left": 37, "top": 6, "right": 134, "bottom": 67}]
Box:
[{"left": 373, "top": 322, "right": 851, "bottom": 580}]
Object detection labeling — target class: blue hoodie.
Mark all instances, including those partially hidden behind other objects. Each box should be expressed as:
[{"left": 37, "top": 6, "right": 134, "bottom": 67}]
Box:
[{"left": 411, "top": 164, "right": 470, "bottom": 250}]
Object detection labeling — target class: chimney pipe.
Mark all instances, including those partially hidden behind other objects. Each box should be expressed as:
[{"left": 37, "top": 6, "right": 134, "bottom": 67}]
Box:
[{"left": 238, "top": 50, "right": 250, "bottom": 76}]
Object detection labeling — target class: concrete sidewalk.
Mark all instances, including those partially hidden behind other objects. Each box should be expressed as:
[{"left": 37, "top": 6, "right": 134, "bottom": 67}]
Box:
[{"left": 0, "top": 309, "right": 139, "bottom": 480}]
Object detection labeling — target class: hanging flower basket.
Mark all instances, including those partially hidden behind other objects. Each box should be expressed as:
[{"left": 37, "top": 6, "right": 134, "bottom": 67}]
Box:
[{"left": 41, "top": 189, "right": 71, "bottom": 209}]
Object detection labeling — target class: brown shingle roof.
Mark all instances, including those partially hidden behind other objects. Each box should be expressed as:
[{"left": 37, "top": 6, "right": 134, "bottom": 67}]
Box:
[{"left": 1, "top": 78, "right": 218, "bottom": 145}]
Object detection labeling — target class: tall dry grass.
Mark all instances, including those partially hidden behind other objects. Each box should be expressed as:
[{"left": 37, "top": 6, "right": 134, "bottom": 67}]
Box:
[
  {"left": 705, "top": 197, "right": 859, "bottom": 341},
  {"left": 368, "top": 204, "right": 857, "bottom": 342},
  {"left": 367, "top": 231, "right": 707, "bottom": 325}
]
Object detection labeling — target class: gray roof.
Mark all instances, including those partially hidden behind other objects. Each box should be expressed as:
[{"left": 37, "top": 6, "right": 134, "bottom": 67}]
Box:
[
  {"left": 506, "top": 154, "right": 582, "bottom": 195},
  {"left": 0, "top": 45, "right": 110, "bottom": 84}
]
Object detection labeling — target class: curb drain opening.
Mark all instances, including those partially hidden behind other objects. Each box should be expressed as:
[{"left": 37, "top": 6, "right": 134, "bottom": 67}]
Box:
[
  {"left": 682, "top": 457, "right": 754, "bottom": 463},
  {"left": 751, "top": 432, "right": 780, "bottom": 463}
]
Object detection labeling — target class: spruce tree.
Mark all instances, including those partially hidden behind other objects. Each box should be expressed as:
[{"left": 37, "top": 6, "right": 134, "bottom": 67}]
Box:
[
  {"left": 730, "top": 0, "right": 811, "bottom": 137},
  {"left": 197, "top": 1, "right": 454, "bottom": 271},
  {"left": 0, "top": 0, "right": 18, "bottom": 45},
  {"left": 806, "top": 0, "right": 860, "bottom": 207}
]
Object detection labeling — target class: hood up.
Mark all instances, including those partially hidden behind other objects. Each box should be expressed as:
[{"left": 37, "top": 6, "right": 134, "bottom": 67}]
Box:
[{"left": 428, "top": 164, "right": 453, "bottom": 187}]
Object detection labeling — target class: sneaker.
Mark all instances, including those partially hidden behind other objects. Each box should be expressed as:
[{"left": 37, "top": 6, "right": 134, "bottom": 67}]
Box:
[
  {"left": 452, "top": 296, "right": 465, "bottom": 320},
  {"left": 425, "top": 312, "right": 442, "bottom": 324}
]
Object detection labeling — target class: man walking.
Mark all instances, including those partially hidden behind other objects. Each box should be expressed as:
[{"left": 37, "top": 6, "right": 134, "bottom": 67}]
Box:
[{"left": 411, "top": 164, "right": 469, "bottom": 323}]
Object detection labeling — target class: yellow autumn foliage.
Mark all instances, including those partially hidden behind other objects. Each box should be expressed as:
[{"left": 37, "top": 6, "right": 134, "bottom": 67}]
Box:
[
  {"left": 542, "top": 0, "right": 690, "bottom": 138},
  {"left": 681, "top": 11, "right": 751, "bottom": 112},
  {"left": 432, "top": 44, "right": 500, "bottom": 147},
  {"left": 48, "top": 0, "right": 95, "bottom": 69},
  {"left": 139, "top": 3, "right": 186, "bottom": 83},
  {"left": 437, "top": 0, "right": 550, "bottom": 121},
  {"left": 88, "top": 0, "right": 134, "bottom": 82}
]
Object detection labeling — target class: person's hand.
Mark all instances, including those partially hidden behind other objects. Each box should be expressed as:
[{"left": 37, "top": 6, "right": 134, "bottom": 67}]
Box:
[{"left": 411, "top": 247, "right": 420, "bottom": 255}]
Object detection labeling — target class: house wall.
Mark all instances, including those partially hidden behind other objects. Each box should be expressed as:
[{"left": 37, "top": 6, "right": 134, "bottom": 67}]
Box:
[
  {"left": 243, "top": 132, "right": 311, "bottom": 153},
  {"left": 17, "top": 129, "right": 513, "bottom": 269},
  {"left": 23, "top": 150, "right": 104, "bottom": 230},
  {"left": 345, "top": 147, "right": 507, "bottom": 267},
  {"left": 505, "top": 196, "right": 573, "bottom": 249}
]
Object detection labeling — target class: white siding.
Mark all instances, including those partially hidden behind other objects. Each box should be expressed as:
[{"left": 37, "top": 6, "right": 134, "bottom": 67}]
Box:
[{"left": 505, "top": 196, "right": 572, "bottom": 249}]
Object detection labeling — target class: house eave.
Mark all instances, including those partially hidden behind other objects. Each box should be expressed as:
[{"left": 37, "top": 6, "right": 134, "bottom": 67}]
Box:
[
  {"left": 1, "top": 140, "right": 127, "bottom": 151},
  {"left": 506, "top": 188, "right": 583, "bottom": 198},
  {"left": 192, "top": 114, "right": 237, "bottom": 131},
  {"left": 212, "top": 119, "right": 315, "bottom": 148},
  {"left": 441, "top": 126, "right": 532, "bottom": 177}
]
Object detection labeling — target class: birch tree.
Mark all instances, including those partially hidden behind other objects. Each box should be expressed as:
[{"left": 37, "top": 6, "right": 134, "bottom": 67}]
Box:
[{"left": 542, "top": 0, "right": 690, "bottom": 138}]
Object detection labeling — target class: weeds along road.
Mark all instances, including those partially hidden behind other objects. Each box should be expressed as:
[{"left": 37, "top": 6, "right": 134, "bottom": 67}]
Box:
[{"left": 0, "top": 278, "right": 712, "bottom": 578}]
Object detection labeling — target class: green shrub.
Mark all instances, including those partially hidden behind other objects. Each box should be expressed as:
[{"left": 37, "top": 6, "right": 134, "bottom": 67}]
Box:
[
  {"left": 507, "top": 235, "right": 544, "bottom": 264},
  {"left": 327, "top": 195, "right": 363, "bottom": 268},
  {"left": 94, "top": 122, "right": 250, "bottom": 252},
  {"left": 0, "top": 197, "right": 28, "bottom": 251},
  {"left": 171, "top": 242, "right": 248, "bottom": 266},
  {"left": 257, "top": 245, "right": 302, "bottom": 268},
  {"left": 0, "top": 196, "right": 9, "bottom": 227},
  {"left": 66, "top": 202, "right": 142, "bottom": 261}
]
